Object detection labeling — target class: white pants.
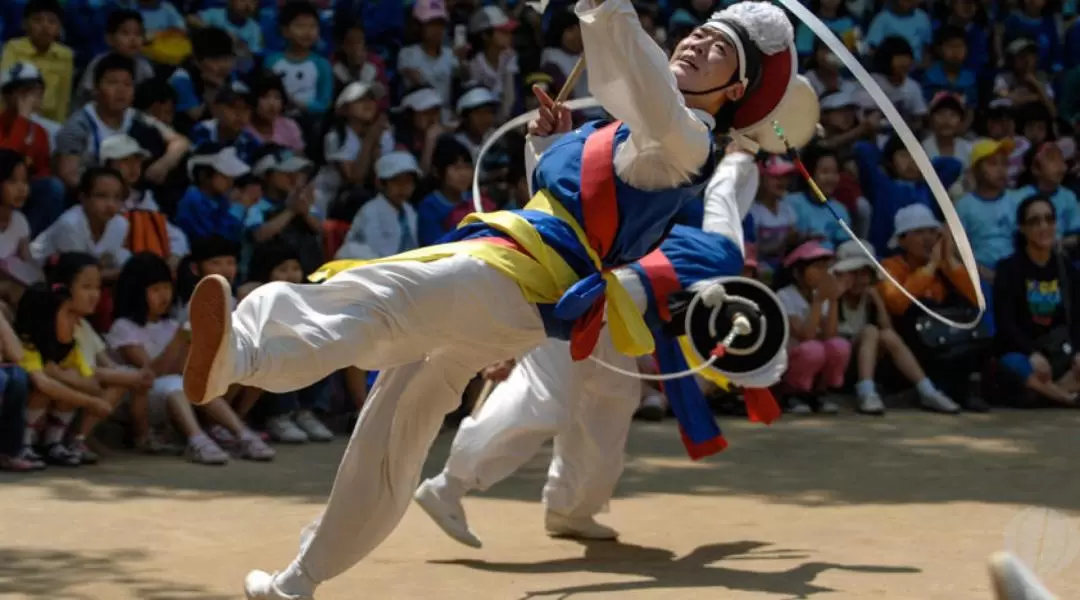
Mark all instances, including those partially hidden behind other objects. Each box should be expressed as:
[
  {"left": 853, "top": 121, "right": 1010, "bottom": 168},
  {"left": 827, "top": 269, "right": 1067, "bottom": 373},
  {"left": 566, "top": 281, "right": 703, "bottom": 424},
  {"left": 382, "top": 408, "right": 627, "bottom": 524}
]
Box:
[
  {"left": 230, "top": 255, "right": 547, "bottom": 583},
  {"left": 443, "top": 330, "right": 642, "bottom": 519}
]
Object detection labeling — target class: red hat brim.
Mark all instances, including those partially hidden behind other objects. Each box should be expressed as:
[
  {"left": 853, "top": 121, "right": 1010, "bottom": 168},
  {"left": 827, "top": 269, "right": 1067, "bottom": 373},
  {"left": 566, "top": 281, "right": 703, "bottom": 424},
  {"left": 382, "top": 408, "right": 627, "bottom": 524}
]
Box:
[{"left": 731, "top": 44, "right": 795, "bottom": 132}]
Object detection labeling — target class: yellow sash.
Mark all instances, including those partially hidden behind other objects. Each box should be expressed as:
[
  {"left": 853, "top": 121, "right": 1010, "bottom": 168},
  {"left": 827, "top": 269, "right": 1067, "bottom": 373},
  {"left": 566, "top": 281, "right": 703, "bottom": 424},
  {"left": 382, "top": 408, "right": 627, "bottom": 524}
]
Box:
[{"left": 310, "top": 191, "right": 654, "bottom": 357}]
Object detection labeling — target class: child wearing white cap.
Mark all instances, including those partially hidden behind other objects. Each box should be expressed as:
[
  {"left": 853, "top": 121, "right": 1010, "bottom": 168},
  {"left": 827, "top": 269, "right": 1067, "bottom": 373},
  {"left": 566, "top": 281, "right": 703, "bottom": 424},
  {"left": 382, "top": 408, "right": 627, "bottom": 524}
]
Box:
[
  {"left": 466, "top": 6, "right": 519, "bottom": 121},
  {"left": 391, "top": 86, "right": 445, "bottom": 171},
  {"left": 453, "top": 85, "right": 499, "bottom": 159},
  {"left": 99, "top": 134, "right": 190, "bottom": 268},
  {"left": 174, "top": 143, "right": 252, "bottom": 244},
  {"left": 312, "top": 81, "right": 396, "bottom": 214},
  {"left": 337, "top": 151, "right": 421, "bottom": 260}
]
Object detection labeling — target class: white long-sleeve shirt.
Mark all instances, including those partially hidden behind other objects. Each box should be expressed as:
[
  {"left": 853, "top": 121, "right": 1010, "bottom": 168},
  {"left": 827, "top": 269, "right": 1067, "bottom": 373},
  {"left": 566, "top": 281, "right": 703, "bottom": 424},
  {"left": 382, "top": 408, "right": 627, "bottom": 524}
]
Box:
[
  {"left": 702, "top": 151, "right": 759, "bottom": 253},
  {"left": 525, "top": 0, "right": 715, "bottom": 193},
  {"left": 336, "top": 194, "right": 419, "bottom": 260}
]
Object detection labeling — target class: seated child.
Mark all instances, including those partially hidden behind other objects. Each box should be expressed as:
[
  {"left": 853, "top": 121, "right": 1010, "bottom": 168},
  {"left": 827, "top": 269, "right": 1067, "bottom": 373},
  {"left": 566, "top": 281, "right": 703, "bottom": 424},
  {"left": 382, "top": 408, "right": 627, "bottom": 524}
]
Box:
[
  {"left": 238, "top": 241, "right": 334, "bottom": 443},
  {"left": 0, "top": 309, "right": 35, "bottom": 471},
  {"left": 99, "top": 134, "right": 190, "bottom": 269},
  {"left": 416, "top": 136, "right": 477, "bottom": 246},
  {"left": 831, "top": 240, "right": 960, "bottom": 414},
  {"left": 244, "top": 145, "right": 322, "bottom": 275},
  {"left": 175, "top": 143, "right": 252, "bottom": 245},
  {"left": 109, "top": 252, "right": 275, "bottom": 463},
  {"left": 776, "top": 241, "right": 852, "bottom": 415}
]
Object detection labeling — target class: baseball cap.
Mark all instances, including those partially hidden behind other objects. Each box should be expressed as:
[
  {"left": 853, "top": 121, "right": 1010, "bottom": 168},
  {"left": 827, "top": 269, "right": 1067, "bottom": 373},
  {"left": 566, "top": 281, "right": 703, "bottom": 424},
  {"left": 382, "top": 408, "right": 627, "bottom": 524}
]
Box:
[
  {"left": 820, "top": 90, "right": 856, "bottom": 111},
  {"left": 888, "top": 204, "right": 941, "bottom": 249},
  {"left": 187, "top": 145, "right": 250, "bottom": 179},
  {"left": 760, "top": 155, "right": 795, "bottom": 177},
  {"left": 969, "top": 137, "right": 1016, "bottom": 166},
  {"left": 0, "top": 62, "right": 44, "bottom": 92},
  {"left": 469, "top": 6, "right": 518, "bottom": 34},
  {"left": 830, "top": 239, "right": 876, "bottom": 273},
  {"left": 928, "top": 91, "right": 966, "bottom": 116},
  {"left": 99, "top": 134, "right": 150, "bottom": 163},
  {"left": 1006, "top": 37, "right": 1037, "bottom": 58},
  {"left": 456, "top": 86, "right": 498, "bottom": 113},
  {"left": 375, "top": 151, "right": 421, "bottom": 180},
  {"left": 215, "top": 80, "right": 252, "bottom": 105},
  {"left": 396, "top": 86, "right": 443, "bottom": 113},
  {"left": 253, "top": 148, "right": 313, "bottom": 177},
  {"left": 335, "top": 80, "right": 386, "bottom": 109},
  {"left": 782, "top": 240, "right": 835, "bottom": 268},
  {"left": 412, "top": 0, "right": 448, "bottom": 23}
]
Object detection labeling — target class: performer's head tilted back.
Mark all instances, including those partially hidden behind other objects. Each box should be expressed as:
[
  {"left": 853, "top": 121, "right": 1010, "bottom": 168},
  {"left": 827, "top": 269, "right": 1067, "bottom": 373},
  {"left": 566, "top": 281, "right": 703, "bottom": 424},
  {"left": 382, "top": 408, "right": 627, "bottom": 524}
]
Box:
[{"left": 669, "top": 2, "right": 794, "bottom": 126}]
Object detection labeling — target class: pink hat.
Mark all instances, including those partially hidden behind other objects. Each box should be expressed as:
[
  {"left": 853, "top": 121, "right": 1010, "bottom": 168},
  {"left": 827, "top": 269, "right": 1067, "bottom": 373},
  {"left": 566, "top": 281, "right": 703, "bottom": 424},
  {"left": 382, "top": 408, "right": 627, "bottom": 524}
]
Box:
[
  {"left": 412, "top": 0, "right": 448, "bottom": 22},
  {"left": 760, "top": 155, "right": 795, "bottom": 177},
  {"left": 782, "top": 240, "right": 834, "bottom": 268}
]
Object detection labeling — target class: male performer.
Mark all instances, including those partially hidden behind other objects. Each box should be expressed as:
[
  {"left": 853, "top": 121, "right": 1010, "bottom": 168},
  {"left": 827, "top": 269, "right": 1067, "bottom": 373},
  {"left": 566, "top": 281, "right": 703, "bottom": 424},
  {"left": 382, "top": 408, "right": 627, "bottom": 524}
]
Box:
[
  {"left": 183, "top": 1, "right": 805, "bottom": 598},
  {"left": 413, "top": 145, "right": 783, "bottom": 548}
]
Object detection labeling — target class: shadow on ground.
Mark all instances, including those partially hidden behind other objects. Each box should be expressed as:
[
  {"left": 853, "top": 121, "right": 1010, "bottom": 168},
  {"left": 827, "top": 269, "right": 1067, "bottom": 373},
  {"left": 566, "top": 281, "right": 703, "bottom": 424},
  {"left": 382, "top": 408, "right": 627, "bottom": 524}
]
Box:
[
  {"left": 3, "top": 411, "right": 1079, "bottom": 512},
  {"left": 432, "top": 539, "right": 920, "bottom": 599},
  {"left": 0, "top": 547, "right": 231, "bottom": 600}
]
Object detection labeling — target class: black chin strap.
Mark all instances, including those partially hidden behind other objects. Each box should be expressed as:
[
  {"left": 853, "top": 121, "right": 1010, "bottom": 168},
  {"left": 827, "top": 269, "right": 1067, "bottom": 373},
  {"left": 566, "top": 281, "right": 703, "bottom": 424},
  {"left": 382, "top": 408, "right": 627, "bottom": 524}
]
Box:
[{"left": 679, "top": 84, "right": 731, "bottom": 96}]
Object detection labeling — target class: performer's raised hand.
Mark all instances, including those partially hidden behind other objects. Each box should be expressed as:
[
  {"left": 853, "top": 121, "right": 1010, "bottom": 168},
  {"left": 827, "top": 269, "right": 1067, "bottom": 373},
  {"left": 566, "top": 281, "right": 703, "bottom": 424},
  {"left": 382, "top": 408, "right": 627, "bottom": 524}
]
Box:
[{"left": 527, "top": 84, "right": 571, "bottom": 137}]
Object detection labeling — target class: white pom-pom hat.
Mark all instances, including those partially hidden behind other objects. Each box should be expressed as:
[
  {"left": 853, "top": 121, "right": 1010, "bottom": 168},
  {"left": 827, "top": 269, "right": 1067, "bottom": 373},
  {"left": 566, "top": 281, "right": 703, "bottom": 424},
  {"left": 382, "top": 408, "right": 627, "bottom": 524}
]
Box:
[{"left": 703, "top": 1, "right": 819, "bottom": 153}]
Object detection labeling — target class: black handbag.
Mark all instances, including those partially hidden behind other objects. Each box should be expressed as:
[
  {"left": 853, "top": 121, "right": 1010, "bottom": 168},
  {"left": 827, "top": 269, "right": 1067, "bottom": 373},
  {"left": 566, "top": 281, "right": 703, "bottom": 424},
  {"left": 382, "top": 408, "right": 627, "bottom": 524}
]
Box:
[{"left": 913, "top": 305, "right": 991, "bottom": 361}]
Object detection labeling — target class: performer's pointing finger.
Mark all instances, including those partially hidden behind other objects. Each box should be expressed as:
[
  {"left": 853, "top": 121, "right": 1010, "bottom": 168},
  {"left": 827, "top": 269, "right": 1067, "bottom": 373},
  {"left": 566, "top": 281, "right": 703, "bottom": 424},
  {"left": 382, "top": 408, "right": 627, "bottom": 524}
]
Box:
[{"left": 533, "top": 84, "right": 555, "bottom": 109}]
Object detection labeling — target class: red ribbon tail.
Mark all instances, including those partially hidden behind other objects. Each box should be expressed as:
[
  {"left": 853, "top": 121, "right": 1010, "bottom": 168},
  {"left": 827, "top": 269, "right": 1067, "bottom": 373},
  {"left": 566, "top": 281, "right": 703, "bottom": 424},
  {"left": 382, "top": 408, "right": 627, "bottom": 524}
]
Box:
[
  {"left": 568, "top": 302, "right": 605, "bottom": 361},
  {"left": 744, "top": 388, "right": 782, "bottom": 425},
  {"left": 679, "top": 427, "right": 728, "bottom": 461}
]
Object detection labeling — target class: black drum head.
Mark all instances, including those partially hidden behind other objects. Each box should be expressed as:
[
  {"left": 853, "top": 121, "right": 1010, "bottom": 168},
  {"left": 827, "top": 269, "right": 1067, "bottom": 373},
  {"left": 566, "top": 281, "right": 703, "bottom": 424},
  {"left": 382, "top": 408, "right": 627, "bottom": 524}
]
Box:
[{"left": 685, "top": 277, "right": 789, "bottom": 375}]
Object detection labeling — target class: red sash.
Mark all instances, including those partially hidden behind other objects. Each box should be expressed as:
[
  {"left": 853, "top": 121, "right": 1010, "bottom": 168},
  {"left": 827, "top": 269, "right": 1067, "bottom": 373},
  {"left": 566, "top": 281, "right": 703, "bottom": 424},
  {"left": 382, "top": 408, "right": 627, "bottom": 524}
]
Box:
[{"left": 636, "top": 250, "right": 681, "bottom": 323}]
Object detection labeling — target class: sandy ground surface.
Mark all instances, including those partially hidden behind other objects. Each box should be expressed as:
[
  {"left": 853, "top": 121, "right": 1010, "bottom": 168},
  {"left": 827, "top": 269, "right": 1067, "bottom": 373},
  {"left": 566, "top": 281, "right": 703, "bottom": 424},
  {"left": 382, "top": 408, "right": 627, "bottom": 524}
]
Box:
[{"left": 2, "top": 410, "right": 1079, "bottom": 600}]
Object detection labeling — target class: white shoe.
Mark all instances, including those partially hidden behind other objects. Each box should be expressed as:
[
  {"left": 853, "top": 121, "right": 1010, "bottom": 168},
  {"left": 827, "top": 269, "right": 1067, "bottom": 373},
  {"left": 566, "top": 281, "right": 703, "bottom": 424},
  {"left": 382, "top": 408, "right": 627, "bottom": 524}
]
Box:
[
  {"left": 788, "top": 399, "right": 813, "bottom": 415},
  {"left": 267, "top": 415, "right": 308, "bottom": 444},
  {"left": 817, "top": 398, "right": 841, "bottom": 414},
  {"left": 244, "top": 570, "right": 314, "bottom": 600},
  {"left": 988, "top": 552, "right": 1057, "bottom": 600},
  {"left": 857, "top": 391, "right": 886, "bottom": 415},
  {"left": 294, "top": 410, "right": 334, "bottom": 442},
  {"left": 414, "top": 478, "right": 482, "bottom": 548},
  {"left": 920, "top": 389, "right": 961, "bottom": 414},
  {"left": 184, "top": 275, "right": 234, "bottom": 405},
  {"left": 544, "top": 511, "right": 619, "bottom": 540}
]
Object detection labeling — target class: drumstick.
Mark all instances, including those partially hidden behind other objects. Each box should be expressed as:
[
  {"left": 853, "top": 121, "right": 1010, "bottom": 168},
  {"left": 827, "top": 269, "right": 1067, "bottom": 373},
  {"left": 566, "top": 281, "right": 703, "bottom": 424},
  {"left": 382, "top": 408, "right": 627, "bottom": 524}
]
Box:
[
  {"left": 471, "top": 379, "right": 495, "bottom": 417},
  {"left": 555, "top": 57, "right": 587, "bottom": 104}
]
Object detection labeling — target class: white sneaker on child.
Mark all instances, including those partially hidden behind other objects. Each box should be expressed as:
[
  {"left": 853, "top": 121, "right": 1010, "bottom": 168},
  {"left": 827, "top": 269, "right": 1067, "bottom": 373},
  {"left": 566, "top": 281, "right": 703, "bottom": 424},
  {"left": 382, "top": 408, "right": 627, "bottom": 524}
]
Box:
[
  {"left": 239, "top": 434, "right": 276, "bottom": 461},
  {"left": 857, "top": 391, "right": 886, "bottom": 415},
  {"left": 244, "top": 570, "right": 314, "bottom": 600},
  {"left": 186, "top": 435, "right": 229, "bottom": 465},
  {"left": 788, "top": 399, "right": 813, "bottom": 415},
  {"left": 267, "top": 415, "right": 308, "bottom": 444},
  {"left": 293, "top": 410, "right": 333, "bottom": 442},
  {"left": 920, "top": 389, "right": 961, "bottom": 414}
]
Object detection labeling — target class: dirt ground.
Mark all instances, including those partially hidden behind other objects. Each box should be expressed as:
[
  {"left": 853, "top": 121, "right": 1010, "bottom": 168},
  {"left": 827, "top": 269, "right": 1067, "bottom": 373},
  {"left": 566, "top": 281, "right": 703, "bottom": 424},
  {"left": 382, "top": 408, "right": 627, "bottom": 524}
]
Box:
[{"left": 2, "top": 410, "right": 1079, "bottom": 600}]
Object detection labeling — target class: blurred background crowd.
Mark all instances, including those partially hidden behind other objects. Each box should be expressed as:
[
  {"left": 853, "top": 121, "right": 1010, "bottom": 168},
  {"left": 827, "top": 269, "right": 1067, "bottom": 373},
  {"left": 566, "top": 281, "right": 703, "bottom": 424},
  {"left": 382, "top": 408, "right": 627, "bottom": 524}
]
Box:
[{"left": 0, "top": 0, "right": 1076, "bottom": 473}]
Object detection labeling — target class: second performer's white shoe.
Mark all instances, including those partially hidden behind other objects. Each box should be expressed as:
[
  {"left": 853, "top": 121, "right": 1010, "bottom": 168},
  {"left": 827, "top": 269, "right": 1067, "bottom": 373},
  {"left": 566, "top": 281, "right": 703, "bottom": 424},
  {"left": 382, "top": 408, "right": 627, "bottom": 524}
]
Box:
[
  {"left": 414, "top": 478, "right": 483, "bottom": 548},
  {"left": 544, "top": 511, "right": 619, "bottom": 540},
  {"left": 244, "top": 570, "right": 314, "bottom": 600}
]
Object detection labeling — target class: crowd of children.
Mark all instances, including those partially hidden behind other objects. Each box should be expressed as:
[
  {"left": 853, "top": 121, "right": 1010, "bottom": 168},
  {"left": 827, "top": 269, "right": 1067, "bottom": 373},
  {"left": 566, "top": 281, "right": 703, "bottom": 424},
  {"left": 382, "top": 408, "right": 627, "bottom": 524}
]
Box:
[{"left": 0, "top": 0, "right": 1079, "bottom": 471}]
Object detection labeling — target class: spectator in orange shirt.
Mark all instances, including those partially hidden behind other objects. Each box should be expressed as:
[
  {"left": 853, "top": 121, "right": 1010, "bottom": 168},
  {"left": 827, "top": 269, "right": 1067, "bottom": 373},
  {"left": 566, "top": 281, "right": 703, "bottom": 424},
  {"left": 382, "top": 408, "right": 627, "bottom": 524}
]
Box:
[
  {"left": 0, "top": 62, "right": 67, "bottom": 237},
  {"left": 878, "top": 204, "right": 988, "bottom": 411}
]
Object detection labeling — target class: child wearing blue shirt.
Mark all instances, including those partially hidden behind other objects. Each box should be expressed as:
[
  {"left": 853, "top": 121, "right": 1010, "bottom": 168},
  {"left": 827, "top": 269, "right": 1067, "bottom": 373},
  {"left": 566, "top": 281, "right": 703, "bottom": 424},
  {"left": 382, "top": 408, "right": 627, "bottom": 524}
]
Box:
[
  {"left": 933, "top": 0, "right": 992, "bottom": 75},
  {"left": 854, "top": 133, "right": 964, "bottom": 253},
  {"left": 190, "top": 81, "right": 263, "bottom": 165},
  {"left": 175, "top": 144, "right": 252, "bottom": 244},
  {"left": 243, "top": 145, "right": 322, "bottom": 275},
  {"left": 866, "top": 0, "right": 932, "bottom": 65},
  {"left": 922, "top": 25, "right": 978, "bottom": 104},
  {"left": 192, "top": 0, "right": 263, "bottom": 74},
  {"left": 784, "top": 144, "right": 853, "bottom": 249},
  {"left": 416, "top": 136, "right": 475, "bottom": 247},
  {"left": 1003, "top": 0, "right": 1062, "bottom": 73},
  {"left": 169, "top": 26, "right": 237, "bottom": 134},
  {"left": 264, "top": 1, "right": 333, "bottom": 116},
  {"left": 956, "top": 139, "right": 1023, "bottom": 283}
]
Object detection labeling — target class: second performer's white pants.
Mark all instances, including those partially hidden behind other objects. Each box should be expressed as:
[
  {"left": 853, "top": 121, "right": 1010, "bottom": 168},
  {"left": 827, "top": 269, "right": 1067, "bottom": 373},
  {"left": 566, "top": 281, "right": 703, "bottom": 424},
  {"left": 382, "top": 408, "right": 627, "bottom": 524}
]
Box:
[
  {"left": 227, "top": 255, "right": 548, "bottom": 584},
  {"left": 443, "top": 330, "right": 642, "bottom": 519}
]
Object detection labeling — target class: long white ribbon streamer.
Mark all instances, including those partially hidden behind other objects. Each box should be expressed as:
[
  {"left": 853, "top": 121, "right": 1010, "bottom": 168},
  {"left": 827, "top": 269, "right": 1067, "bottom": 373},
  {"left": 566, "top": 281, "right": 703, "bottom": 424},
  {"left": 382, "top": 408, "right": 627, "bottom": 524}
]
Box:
[{"left": 774, "top": 0, "right": 986, "bottom": 329}]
